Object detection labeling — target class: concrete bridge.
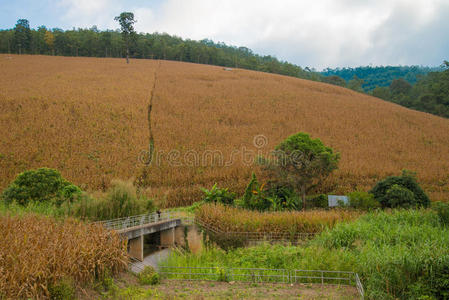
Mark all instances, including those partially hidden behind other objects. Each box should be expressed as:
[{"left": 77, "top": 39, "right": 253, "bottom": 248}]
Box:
[{"left": 98, "top": 211, "right": 190, "bottom": 261}]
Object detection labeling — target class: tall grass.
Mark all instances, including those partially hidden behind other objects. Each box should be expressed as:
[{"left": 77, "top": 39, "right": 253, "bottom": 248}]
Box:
[
  {"left": 196, "top": 203, "right": 361, "bottom": 234},
  {"left": 0, "top": 55, "right": 448, "bottom": 204},
  {"left": 164, "top": 209, "right": 449, "bottom": 299},
  {"left": 0, "top": 213, "right": 128, "bottom": 299},
  {"left": 71, "top": 179, "right": 155, "bottom": 221}
]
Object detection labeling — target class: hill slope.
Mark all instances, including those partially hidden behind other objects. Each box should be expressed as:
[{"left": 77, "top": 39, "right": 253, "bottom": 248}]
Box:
[{"left": 0, "top": 55, "right": 448, "bottom": 205}]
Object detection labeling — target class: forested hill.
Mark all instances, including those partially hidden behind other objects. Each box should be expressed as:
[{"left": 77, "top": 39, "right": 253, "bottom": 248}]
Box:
[
  {"left": 321, "top": 65, "right": 441, "bottom": 92},
  {"left": 0, "top": 21, "right": 321, "bottom": 82}
]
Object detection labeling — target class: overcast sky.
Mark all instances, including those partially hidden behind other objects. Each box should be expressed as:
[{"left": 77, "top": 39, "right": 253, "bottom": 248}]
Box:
[{"left": 1, "top": 0, "right": 448, "bottom": 70}]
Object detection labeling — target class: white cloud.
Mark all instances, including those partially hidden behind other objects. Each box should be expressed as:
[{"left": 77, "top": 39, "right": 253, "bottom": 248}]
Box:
[{"left": 54, "top": 0, "right": 449, "bottom": 68}]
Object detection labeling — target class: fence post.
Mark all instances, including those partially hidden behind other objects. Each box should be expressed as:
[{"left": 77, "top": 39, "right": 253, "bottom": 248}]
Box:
[{"left": 321, "top": 271, "right": 324, "bottom": 285}]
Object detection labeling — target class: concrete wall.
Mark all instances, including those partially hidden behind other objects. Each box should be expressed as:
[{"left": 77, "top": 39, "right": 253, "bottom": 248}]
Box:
[
  {"left": 128, "top": 235, "right": 143, "bottom": 261},
  {"left": 160, "top": 227, "right": 175, "bottom": 247}
]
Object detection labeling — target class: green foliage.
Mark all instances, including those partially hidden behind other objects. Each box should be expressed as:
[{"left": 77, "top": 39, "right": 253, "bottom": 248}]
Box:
[
  {"left": 385, "top": 184, "right": 416, "bottom": 208},
  {"left": 165, "top": 210, "right": 449, "bottom": 299},
  {"left": 71, "top": 180, "right": 155, "bottom": 221},
  {"left": 347, "top": 75, "right": 364, "bottom": 92},
  {"left": 201, "top": 183, "right": 235, "bottom": 205},
  {"left": 48, "top": 277, "right": 75, "bottom": 300},
  {"left": 389, "top": 78, "right": 412, "bottom": 95},
  {"left": 370, "top": 170, "right": 429, "bottom": 208},
  {"left": 347, "top": 191, "right": 380, "bottom": 210},
  {"left": 237, "top": 174, "right": 300, "bottom": 211},
  {"left": 315, "top": 210, "right": 449, "bottom": 299},
  {"left": 306, "top": 194, "right": 328, "bottom": 209},
  {"left": 1, "top": 168, "right": 81, "bottom": 206},
  {"left": 432, "top": 201, "right": 449, "bottom": 226},
  {"left": 13, "top": 19, "right": 31, "bottom": 53},
  {"left": 238, "top": 173, "right": 271, "bottom": 210},
  {"left": 261, "top": 132, "right": 339, "bottom": 209},
  {"left": 138, "top": 266, "right": 160, "bottom": 285},
  {"left": 321, "top": 65, "right": 435, "bottom": 92},
  {"left": 321, "top": 75, "right": 346, "bottom": 87}
]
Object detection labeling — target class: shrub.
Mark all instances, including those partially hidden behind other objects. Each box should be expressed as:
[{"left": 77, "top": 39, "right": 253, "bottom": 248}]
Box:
[
  {"left": 2, "top": 168, "right": 80, "bottom": 206},
  {"left": 433, "top": 201, "right": 449, "bottom": 226},
  {"left": 138, "top": 266, "right": 160, "bottom": 285},
  {"left": 347, "top": 191, "right": 380, "bottom": 210},
  {"left": 238, "top": 173, "right": 271, "bottom": 210},
  {"left": 307, "top": 194, "right": 328, "bottom": 209},
  {"left": 314, "top": 210, "right": 449, "bottom": 299},
  {"left": 370, "top": 170, "right": 430, "bottom": 208},
  {"left": 71, "top": 180, "right": 155, "bottom": 221},
  {"left": 48, "top": 277, "right": 75, "bottom": 300},
  {"left": 201, "top": 183, "right": 236, "bottom": 205},
  {"left": 385, "top": 184, "right": 416, "bottom": 208}
]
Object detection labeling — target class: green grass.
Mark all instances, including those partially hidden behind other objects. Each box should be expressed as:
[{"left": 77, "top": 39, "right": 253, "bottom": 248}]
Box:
[{"left": 162, "top": 209, "right": 449, "bottom": 299}]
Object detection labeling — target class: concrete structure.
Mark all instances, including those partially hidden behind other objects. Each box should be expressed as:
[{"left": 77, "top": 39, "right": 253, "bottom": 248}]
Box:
[
  {"left": 118, "top": 219, "right": 182, "bottom": 261},
  {"left": 328, "top": 195, "right": 349, "bottom": 207}
]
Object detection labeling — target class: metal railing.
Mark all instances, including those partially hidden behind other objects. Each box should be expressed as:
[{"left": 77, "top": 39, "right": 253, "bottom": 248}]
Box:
[
  {"left": 96, "top": 210, "right": 183, "bottom": 231},
  {"left": 355, "top": 273, "right": 365, "bottom": 299},
  {"left": 158, "top": 266, "right": 364, "bottom": 299},
  {"left": 97, "top": 212, "right": 316, "bottom": 244},
  {"left": 194, "top": 218, "right": 317, "bottom": 243}
]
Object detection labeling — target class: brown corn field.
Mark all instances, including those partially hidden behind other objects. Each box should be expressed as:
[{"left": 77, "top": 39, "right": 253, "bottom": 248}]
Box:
[
  {"left": 196, "top": 203, "right": 361, "bottom": 233},
  {"left": 0, "top": 213, "right": 128, "bottom": 299},
  {"left": 0, "top": 54, "right": 448, "bottom": 206}
]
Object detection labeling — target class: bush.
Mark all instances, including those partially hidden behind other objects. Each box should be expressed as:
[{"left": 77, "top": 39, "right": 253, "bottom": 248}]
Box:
[
  {"left": 201, "top": 183, "right": 236, "bottom": 205},
  {"left": 48, "top": 277, "right": 75, "bottom": 300},
  {"left": 238, "top": 173, "right": 271, "bottom": 211},
  {"left": 2, "top": 168, "right": 81, "bottom": 206},
  {"left": 370, "top": 170, "right": 430, "bottom": 208},
  {"left": 138, "top": 266, "right": 160, "bottom": 285},
  {"left": 433, "top": 201, "right": 449, "bottom": 226},
  {"left": 347, "top": 191, "right": 380, "bottom": 210},
  {"left": 307, "top": 194, "right": 328, "bottom": 209},
  {"left": 315, "top": 210, "right": 449, "bottom": 299},
  {"left": 385, "top": 184, "right": 416, "bottom": 208},
  {"left": 71, "top": 180, "right": 155, "bottom": 221}
]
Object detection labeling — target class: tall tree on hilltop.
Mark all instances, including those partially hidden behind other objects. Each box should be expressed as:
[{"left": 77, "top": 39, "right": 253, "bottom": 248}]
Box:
[
  {"left": 114, "top": 12, "right": 136, "bottom": 64},
  {"left": 14, "top": 19, "right": 31, "bottom": 54}
]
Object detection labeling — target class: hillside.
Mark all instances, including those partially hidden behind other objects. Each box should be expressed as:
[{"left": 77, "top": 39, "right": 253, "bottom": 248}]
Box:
[{"left": 0, "top": 55, "right": 448, "bottom": 205}]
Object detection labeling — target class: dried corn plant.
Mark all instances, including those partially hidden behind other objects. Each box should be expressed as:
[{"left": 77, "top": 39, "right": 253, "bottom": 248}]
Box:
[
  {"left": 196, "top": 203, "right": 361, "bottom": 234},
  {"left": 0, "top": 213, "right": 128, "bottom": 299}
]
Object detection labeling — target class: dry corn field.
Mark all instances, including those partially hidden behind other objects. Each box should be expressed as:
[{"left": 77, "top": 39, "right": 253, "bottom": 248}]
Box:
[
  {"left": 0, "top": 213, "right": 128, "bottom": 299},
  {"left": 196, "top": 203, "right": 361, "bottom": 233},
  {"left": 0, "top": 54, "right": 448, "bottom": 206}
]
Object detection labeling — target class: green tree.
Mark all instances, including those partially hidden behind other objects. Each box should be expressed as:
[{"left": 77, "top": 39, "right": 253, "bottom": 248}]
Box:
[
  {"left": 347, "top": 75, "right": 364, "bottom": 92},
  {"left": 14, "top": 19, "right": 31, "bottom": 54},
  {"left": 114, "top": 12, "right": 136, "bottom": 63},
  {"left": 1, "top": 168, "right": 81, "bottom": 206},
  {"left": 261, "top": 132, "right": 340, "bottom": 210},
  {"left": 322, "top": 75, "right": 346, "bottom": 87},
  {"left": 389, "top": 78, "right": 412, "bottom": 96},
  {"left": 44, "top": 31, "right": 54, "bottom": 55},
  {"left": 369, "top": 170, "right": 430, "bottom": 208}
]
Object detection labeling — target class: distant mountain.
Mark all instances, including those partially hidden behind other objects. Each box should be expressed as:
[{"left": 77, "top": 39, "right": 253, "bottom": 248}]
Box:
[{"left": 321, "top": 65, "right": 442, "bottom": 92}]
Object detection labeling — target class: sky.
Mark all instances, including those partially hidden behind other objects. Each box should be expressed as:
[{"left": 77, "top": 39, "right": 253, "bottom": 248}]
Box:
[{"left": 0, "top": 0, "right": 448, "bottom": 70}]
